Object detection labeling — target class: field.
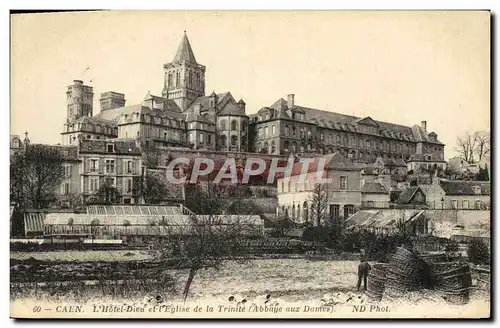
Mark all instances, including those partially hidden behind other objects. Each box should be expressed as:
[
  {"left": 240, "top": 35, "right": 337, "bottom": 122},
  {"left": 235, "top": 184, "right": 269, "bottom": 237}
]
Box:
[
  {"left": 10, "top": 250, "right": 358, "bottom": 302},
  {"left": 10, "top": 250, "right": 490, "bottom": 316}
]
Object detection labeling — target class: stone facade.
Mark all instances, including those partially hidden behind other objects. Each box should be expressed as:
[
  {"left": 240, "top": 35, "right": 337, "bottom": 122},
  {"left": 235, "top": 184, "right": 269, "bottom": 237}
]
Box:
[
  {"left": 397, "top": 177, "right": 490, "bottom": 210},
  {"left": 249, "top": 96, "right": 445, "bottom": 167},
  {"left": 60, "top": 32, "right": 249, "bottom": 152},
  {"left": 276, "top": 153, "right": 390, "bottom": 225}
]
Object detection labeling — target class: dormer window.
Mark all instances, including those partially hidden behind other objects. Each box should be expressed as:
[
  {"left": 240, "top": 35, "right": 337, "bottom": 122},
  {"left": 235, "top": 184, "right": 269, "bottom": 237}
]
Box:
[
  {"left": 472, "top": 186, "right": 482, "bottom": 195},
  {"left": 107, "top": 144, "right": 115, "bottom": 153}
]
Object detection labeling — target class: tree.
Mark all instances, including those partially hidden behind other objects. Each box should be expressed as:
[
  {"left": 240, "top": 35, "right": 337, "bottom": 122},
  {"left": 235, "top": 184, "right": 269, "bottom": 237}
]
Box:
[
  {"left": 10, "top": 144, "right": 66, "bottom": 209},
  {"left": 474, "top": 131, "right": 490, "bottom": 162},
  {"left": 155, "top": 182, "right": 262, "bottom": 301},
  {"left": 308, "top": 183, "right": 329, "bottom": 227},
  {"left": 134, "top": 170, "right": 171, "bottom": 204},
  {"left": 455, "top": 133, "right": 477, "bottom": 164},
  {"left": 87, "top": 178, "right": 122, "bottom": 205}
]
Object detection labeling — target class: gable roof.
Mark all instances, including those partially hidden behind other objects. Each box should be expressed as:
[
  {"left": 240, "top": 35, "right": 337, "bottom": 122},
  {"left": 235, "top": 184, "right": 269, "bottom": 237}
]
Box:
[
  {"left": 186, "top": 92, "right": 232, "bottom": 112},
  {"left": 439, "top": 180, "right": 490, "bottom": 196},
  {"left": 289, "top": 152, "right": 361, "bottom": 176},
  {"left": 361, "top": 182, "right": 388, "bottom": 194},
  {"left": 355, "top": 116, "right": 379, "bottom": 126},
  {"left": 218, "top": 102, "right": 247, "bottom": 117},
  {"left": 397, "top": 186, "right": 425, "bottom": 204},
  {"left": 172, "top": 32, "right": 197, "bottom": 64}
]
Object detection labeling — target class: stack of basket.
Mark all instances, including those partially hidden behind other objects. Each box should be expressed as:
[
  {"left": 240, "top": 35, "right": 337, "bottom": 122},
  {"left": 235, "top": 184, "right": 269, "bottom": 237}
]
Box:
[
  {"left": 383, "top": 246, "right": 426, "bottom": 301},
  {"left": 472, "top": 267, "right": 490, "bottom": 301},
  {"left": 431, "top": 262, "right": 472, "bottom": 305},
  {"left": 366, "top": 263, "right": 388, "bottom": 301}
]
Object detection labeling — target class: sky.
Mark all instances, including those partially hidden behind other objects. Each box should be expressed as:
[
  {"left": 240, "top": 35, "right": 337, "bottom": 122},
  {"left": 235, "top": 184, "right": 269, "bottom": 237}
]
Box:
[{"left": 10, "top": 11, "right": 490, "bottom": 159}]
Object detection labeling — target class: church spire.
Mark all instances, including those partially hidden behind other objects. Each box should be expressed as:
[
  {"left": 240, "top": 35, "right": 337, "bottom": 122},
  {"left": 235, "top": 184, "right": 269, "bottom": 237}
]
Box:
[{"left": 173, "top": 31, "right": 197, "bottom": 64}]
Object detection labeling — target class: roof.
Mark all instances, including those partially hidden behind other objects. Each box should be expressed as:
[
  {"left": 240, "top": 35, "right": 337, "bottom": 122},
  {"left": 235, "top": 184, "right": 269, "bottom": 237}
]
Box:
[
  {"left": 408, "top": 153, "right": 447, "bottom": 163},
  {"left": 261, "top": 97, "right": 444, "bottom": 144},
  {"left": 86, "top": 205, "right": 183, "bottom": 215},
  {"left": 173, "top": 32, "right": 197, "bottom": 64},
  {"left": 185, "top": 111, "right": 213, "bottom": 124},
  {"left": 78, "top": 139, "right": 142, "bottom": 155},
  {"left": 289, "top": 152, "right": 361, "bottom": 176},
  {"left": 218, "top": 102, "right": 247, "bottom": 117},
  {"left": 397, "top": 186, "right": 423, "bottom": 204},
  {"left": 44, "top": 213, "right": 263, "bottom": 226},
  {"left": 345, "top": 209, "right": 424, "bottom": 229},
  {"left": 361, "top": 182, "right": 388, "bottom": 194},
  {"left": 187, "top": 92, "right": 232, "bottom": 112},
  {"left": 439, "top": 180, "right": 490, "bottom": 196}
]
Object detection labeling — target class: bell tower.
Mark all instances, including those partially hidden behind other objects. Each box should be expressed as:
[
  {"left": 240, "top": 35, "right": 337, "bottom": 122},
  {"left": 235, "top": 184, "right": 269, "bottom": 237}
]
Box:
[{"left": 162, "top": 31, "right": 205, "bottom": 111}]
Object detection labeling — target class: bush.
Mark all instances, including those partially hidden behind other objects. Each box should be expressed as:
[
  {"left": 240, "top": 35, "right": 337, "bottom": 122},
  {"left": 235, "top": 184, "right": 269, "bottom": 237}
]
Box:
[{"left": 467, "top": 239, "right": 490, "bottom": 265}]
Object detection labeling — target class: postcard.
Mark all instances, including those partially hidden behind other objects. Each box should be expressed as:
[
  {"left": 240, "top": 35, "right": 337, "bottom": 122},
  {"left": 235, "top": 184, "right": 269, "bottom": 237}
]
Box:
[{"left": 10, "top": 10, "right": 491, "bottom": 319}]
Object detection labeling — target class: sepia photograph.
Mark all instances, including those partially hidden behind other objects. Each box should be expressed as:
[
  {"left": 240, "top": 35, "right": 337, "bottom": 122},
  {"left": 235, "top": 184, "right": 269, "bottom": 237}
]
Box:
[{"left": 9, "top": 10, "right": 491, "bottom": 319}]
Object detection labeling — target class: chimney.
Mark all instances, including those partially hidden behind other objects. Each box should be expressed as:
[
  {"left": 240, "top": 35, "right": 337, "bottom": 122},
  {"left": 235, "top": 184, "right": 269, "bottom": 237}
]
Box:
[
  {"left": 100, "top": 92, "right": 126, "bottom": 111},
  {"left": 287, "top": 94, "right": 295, "bottom": 108},
  {"left": 421, "top": 121, "right": 427, "bottom": 133}
]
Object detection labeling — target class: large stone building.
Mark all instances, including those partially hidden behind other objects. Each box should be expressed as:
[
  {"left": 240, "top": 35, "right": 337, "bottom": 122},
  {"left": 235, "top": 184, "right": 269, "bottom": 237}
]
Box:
[
  {"left": 249, "top": 95, "right": 445, "bottom": 167},
  {"left": 61, "top": 32, "right": 249, "bottom": 153}
]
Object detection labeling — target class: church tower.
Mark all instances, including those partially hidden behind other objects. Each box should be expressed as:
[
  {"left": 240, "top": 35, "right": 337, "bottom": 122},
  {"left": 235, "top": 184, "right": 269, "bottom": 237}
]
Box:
[
  {"left": 66, "top": 80, "right": 94, "bottom": 121},
  {"left": 162, "top": 32, "right": 206, "bottom": 111}
]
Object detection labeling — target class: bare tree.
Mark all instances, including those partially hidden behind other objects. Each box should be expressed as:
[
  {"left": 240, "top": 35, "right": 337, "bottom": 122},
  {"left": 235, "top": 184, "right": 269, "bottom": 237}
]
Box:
[
  {"left": 455, "top": 133, "right": 477, "bottom": 164},
  {"left": 155, "top": 182, "right": 262, "bottom": 301},
  {"left": 10, "top": 144, "right": 66, "bottom": 209},
  {"left": 308, "top": 183, "right": 329, "bottom": 227},
  {"left": 474, "top": 131, "right": 490, "bottom": 162}
]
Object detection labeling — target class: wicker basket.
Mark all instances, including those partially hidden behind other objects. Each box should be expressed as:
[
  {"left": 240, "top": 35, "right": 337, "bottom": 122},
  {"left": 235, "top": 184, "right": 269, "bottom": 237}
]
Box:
[
  {"left": 384, "top": 247, "right": 427, "bottom": 297},
  {"left": 367, "top": 263, "right": 388, "bottom": 301},
  {"left": 433, "top": 263, "right": 471, "bottom": 305}
]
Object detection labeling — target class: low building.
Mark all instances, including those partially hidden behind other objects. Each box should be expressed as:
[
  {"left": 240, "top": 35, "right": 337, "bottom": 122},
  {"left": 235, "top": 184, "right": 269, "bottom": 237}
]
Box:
[
  {"left": 395, "top": 178, "right": 490, "bottom": 210},
  {"left": 345, "top": 209, "right": 427, "bottom": 236},
  {"left": 276, "top": 152, "right": 362, "bottom": 225}
]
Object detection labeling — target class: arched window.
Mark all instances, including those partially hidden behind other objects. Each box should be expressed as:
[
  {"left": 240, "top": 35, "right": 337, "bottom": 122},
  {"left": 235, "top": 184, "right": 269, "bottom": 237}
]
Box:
[
  {"left": 231, "top": 135, "right": 238, "bottom": 146},
  {"left": 300, "top": 128, "right": 305, "bottom": 138},
  {"left": 300, "top": 144, "right": 305, "bottom": 153},
  {"left": 292, "top": 204, "right": 296, "bottom": 219},
  {"left": 271, "top": 140, "right": 276, "bottom": 154},
  {"left": 220, "top": 120, "right": 226, "bottom": 130},
  {"left": 231, "top": 120, "right": 238, "bottom": 131},
  {"left": 292, "top": 126, "right": 296, "bottom": 136},
  {"left": 297, "top": 204, "right": 301, "bottom": 221},
  {"left": 241, "top": 121, "right": 247, "bottom": 132},
  {"left": 271, "top": 125, "right": 276, "bottom": 135},
  {"left": 220, "top": 135, "right": 227, "bottom": 147},
  {"left": 284, "top": 140, "right": 290, "bottom": 151},
  {"left": 285, "top": 125, "right": 290, "bottom": 135}
]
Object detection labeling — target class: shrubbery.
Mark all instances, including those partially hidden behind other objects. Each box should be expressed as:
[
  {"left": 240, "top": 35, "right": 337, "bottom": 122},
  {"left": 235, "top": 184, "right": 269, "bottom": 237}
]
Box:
[{"left": 467, "top": 239, "right": 490, "bottom": 265}]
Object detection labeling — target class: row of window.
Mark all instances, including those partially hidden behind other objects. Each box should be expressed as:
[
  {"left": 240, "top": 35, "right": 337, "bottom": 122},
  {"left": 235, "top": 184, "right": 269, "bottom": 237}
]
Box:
[
  {"left": 450, "top": 199, "right": 485, "bottom": 210},
  {"left": 88, "top": 159, "right": 137, "bottom": 174},
  {"left": 219, "top": 119, "right": 247, "bottom": 131},
  {"left": 278, "top": 203, "right": 355, "bottom": 222},
  {"left": 188, "top": 132, "right": 213, "bottom": 145},
  {"left": 87, "top": 177, "right": 134, "bottom": 193},
  {"left": 278, "top": 176, "right": 348, "bottom": 194}
]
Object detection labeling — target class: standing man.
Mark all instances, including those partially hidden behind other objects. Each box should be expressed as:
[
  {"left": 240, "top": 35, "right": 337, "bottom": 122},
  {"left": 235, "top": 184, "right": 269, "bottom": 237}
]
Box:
[{"left": 356, "top": 257, "right": 371, "bottom": 291}]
